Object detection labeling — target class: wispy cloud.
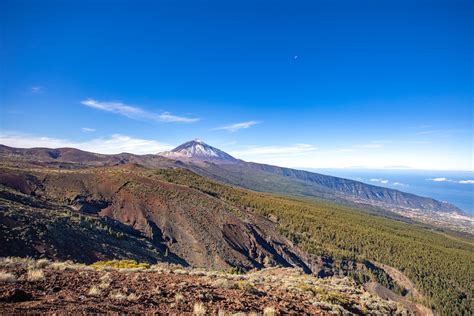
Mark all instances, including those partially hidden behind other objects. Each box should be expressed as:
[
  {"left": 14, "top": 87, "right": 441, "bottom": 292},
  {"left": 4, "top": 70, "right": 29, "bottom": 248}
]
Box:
[
  {"left": 230, "top": 144, "right": 317, "bottom": 157},
  {"left": 404, "top": 140, "right": 431, "bottom": 144},
  {"left": 214, "top": 121, "right": 260, "bottom": 132},
  {"left": 370, "top": 178, "right": 389, "bottom": 184},
  {"left": 356, "top": 143, "right": 384, "bottom": 149},
  {"left": 0, "top": 132, "right": 172, "bottom": 155},
  {"left": 156, "top": 112, "right": 198, "bottom": 123},
  {"left": 429, "top": 177, "right": 450, "bottom": 182},
  {"left": 354, "top": 140, "right": 386, "bottom": 149},
  {"left": 393, "top": 182, "right": 409, "bottom": 187},
  {"left": 81, "top": 127, "right": 96, "bottom": 132},
  {"left": 81, "top": 99, "right": 199, "bottom": 123},
  {"left": 427, "top": 178, "right": 474, "bottom": 184},
  {"left": 31, "top": 86, "right": 42, "bottom": 93},
  {"left": 417, "top": 130, "right": 435, "bottom": 135}
]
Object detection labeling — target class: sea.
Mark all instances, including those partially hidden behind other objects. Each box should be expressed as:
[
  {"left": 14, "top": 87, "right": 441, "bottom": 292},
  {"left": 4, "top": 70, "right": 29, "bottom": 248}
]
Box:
[{"left": 305, "top": 168, "right": 474, "bottom": 215}]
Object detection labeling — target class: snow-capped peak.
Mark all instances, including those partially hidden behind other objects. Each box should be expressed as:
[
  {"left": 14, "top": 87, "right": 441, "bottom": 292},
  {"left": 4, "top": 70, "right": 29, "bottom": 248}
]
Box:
[{"left": 158, "top": 140, "right": 238, "bottom": 163}]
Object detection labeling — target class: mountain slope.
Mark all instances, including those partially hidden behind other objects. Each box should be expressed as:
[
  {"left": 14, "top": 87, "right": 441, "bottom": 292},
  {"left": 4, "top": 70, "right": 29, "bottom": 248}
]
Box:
[
  {"left": 157, "top": 141, "right": 462, "bottom": 212},
  {"left": 0, "top": 164, "right": 309, "bottom": 271},
  {"left": 1, "top": 142, "right": 471, "bottom": 233},
  {"left": 159, "top": 139, "right": 238, "bottom": 163},
  {"left": 159, "top": 141, "right": 474, "bottom": 233},
  {"left": 0, "top": 154, "right": 472, "bottom": 313}
]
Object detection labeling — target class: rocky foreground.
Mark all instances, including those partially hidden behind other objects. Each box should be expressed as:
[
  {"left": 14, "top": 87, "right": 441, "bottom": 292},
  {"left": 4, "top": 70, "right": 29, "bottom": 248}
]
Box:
[{"left": 0, "top": 258, "right": 409, "bottom": 315}]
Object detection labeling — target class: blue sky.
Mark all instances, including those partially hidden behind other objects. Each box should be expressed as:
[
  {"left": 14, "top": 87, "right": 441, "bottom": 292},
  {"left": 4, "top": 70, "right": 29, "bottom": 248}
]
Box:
[{"left": 1, "top": 0, "right": 472, "bottom": 170}]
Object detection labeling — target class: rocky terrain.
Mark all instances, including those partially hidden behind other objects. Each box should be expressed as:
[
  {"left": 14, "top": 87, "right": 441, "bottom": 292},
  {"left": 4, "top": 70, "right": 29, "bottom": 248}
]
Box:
[
  {"left": 0, "top": 164, "right": 310, "bottom": 270},
  {"left": 1, "top": 141, "right": 469, "bottom": 235},
  {"left": 0, "top": 258, "right": 411, "bottom": 315},
  {"left": 0, "top": 142, "right": 472, "bottom": 314}
]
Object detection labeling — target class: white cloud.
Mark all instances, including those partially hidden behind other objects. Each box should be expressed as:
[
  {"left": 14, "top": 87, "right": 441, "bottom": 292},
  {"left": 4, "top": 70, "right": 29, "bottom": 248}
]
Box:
[
  {"left": 427, "top": 178, "right": 474, "bottom": 184},
  {"left": 81, "top": 99, "right": 199, "bottom": 123},
  {"left": 393, "top": 182, "right": 409, "bottom": 187},
  {"left": 370, "top": 178, "right": 389, "bottom": 184},
  {"left": 81, "top": 127, "right": 96, "bottom": 132},
  {"left": 214, "top": 121, "right": 260, "bottom": 132},
  {"left": 31, "top": 86, "right": 41, "bottom": 93},
  {"left": 158, "top": 112, "right": 200, "bottom": 123},
  {"left": 428, "top": 177, "right": 451, "bottom": 182},
  {"left": 336, "top": 148, "right": 354, "bottom": 152},
  {"left": 0, "top": 132, "right": 172, "bottom": 155}
]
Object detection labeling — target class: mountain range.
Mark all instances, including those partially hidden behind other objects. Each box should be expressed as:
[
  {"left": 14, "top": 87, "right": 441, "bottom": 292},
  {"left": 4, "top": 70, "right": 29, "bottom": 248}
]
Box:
[
  {"left": 1, "top": 140, "right": 471, "bottom": 233},
  {"left": 161, "top": 141, "right": 473, "bottom": 232},
  {"left": 0, "top": 140, "right": 472, "bottom": 314}
]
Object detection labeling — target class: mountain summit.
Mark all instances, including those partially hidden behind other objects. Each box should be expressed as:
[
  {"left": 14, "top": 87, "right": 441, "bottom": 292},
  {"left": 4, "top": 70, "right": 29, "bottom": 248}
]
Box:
[{"left": 159, "top": 139, "right": 238, "bottom": 163}]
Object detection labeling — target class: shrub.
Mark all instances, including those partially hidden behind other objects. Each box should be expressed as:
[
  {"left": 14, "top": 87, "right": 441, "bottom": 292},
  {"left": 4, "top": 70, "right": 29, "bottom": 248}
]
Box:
[
  {"left": 88, "top": 286, "right": 101, "bottom": 296},
  {"left": 0, "top": 271, "right": 16, "bottom": 283},
  {"left": 236, "top": 280, "right": 257, "bottom": 293},
  {"left": 127, "top": 293, "right": 139, "bottom": 302},
  {"left": 263, "top": 306, "right": 276, "bottom": 316},
  {"left": 322, "top": 291, "right": 349, "bottom": 305},
  {"left": 175, "top": 292, "right": 184, "bottom": 303},
  {"left": 90, "top": 260, "right": 150, "bottom": 270},
  {"left": 99, "top": 273, "right": 112, "bottom": 289},
  {"left": 50, "top": 262, "right": 73, "bottom": 271},
  {"left": 27, "top": 269, "right": 44, "bottom": 282},
  {"left": 296, "top": 283, "right": 324, "bottom": 295},
  {"left": 193, "top": 302, "right": 206, "bottom": 315},
  {"left": 211, "top": 278, "right": 233, "bottom": 289},
  {"left": 35, "top": 259, "right": 50, "bottom": 269},
  {"left": 110, "top": 291, "right": 127, "bottom": 301}
]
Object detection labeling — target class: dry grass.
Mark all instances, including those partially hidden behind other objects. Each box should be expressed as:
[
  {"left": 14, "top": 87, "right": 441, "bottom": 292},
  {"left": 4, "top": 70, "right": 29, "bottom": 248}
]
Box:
[
  {"left": 193, "top": 302, "right": 206, "bottom": 315},
  {"left": 173, "top": 268, "right": 189, "bottom": 275},
  {"left": 127, "top": 293, "right": 139, "bottom": 302},
  {"left": 321, "top": 291, "right": 350, "bottom": 305},
  {"left": 35, "top": 259, "right": 50, "bottom": 269},
  {"left": 0, "top": 257, "right": 35, "bottom": 268},
  {"left": 236, "top": 280, "right": 257, "bottom": 293},
  {"left": 98, "top": 273, "right": 112, "bottom": 289},
  {"left": 110, "top": 291, "right": 127, "bottom": 301},
  {"left": 49, "top": 262, "right": 71, "bottom": 271},
  {"left": 27, "top": 269, "right": 44, "bottom": 282},
  {"left": 88, "top": 286, "right": 101, "bottom": 296},
  {"left": 0, "top": 271, "right": 16, "bottom": 283},
  {"left": 211, "top": 277, "right": 234, "bottom": 289},
  {"left": 175, "top": 292, "right": 184, "bottom": 303},
  {"left": 91, "top": 260, "right": 150, "bottom": 270},
  {"left": 263, "top": 306, "right": 276, "bottom": 316}
]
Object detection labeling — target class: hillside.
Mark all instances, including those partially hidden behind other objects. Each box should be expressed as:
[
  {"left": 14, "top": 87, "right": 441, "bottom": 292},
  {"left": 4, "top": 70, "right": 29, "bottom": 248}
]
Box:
[
  {"left": 0, "top": 160, "right": 472, "bottom": 314},
  {"left": 0, "top": 258, "right": 411, "bottom": 314},
  {"left": 0, "top": 164, "right": 309, "bottom": 271},
  {"left": 2, "top": 142, "right": 471, "bottom": 234}
]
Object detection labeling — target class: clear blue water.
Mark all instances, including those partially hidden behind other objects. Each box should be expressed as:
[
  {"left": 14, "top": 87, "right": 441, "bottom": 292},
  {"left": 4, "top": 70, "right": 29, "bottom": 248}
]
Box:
[{"left": 306, "top": 169, "right": 474, "bottom": 215}]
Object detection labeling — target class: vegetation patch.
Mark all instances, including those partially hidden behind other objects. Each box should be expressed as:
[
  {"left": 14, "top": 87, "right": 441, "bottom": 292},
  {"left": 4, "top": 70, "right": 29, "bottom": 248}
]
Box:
[{"left": 90, "top": 260, "right": 150, "bottom": 270}]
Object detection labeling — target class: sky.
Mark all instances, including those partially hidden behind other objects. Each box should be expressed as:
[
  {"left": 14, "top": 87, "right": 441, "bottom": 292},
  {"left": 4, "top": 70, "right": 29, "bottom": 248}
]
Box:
[{"left": 1, "top": 0, "right": 473, "bottom": 170}]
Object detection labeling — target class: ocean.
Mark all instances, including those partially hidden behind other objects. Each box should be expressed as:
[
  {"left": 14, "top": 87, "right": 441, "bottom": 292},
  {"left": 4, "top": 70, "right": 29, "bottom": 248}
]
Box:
[{"left": 306, "top": 168, "right": 474, "bottom": 215}]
